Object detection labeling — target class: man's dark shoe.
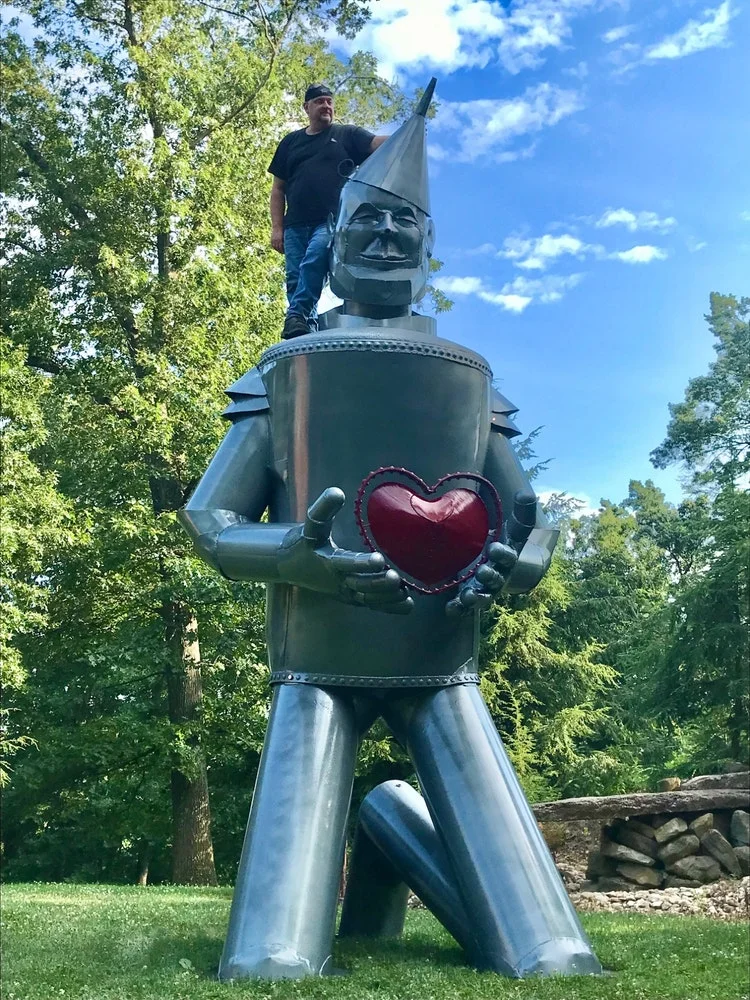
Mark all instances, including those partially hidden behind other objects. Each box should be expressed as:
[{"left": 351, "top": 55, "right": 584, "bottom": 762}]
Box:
[{"left": 281, "top": 314, "right": 309, "bottom": 340}]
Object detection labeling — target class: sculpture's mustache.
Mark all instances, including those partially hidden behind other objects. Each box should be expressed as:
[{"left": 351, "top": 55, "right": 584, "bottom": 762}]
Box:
[{"left": 358, "top": 238, "right": 409, "bottom": 262}]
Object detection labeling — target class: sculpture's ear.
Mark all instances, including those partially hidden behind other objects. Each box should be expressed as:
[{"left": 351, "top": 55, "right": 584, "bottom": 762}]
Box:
[{"left": 425, "top": 217, "right": 436, "bottom": 258}]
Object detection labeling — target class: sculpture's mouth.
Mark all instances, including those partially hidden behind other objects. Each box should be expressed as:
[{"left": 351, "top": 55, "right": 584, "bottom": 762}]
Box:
[{"left": 359, "top": 250, "right": 409, "bottom": 262}]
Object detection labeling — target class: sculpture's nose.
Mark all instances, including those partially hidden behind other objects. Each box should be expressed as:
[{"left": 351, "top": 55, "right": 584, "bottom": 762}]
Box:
[{"left": 374, "top": 211, "right": 397, "bottom": 235}]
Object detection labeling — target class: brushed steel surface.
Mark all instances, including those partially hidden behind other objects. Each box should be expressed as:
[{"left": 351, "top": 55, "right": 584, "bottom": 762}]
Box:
[
  {"left": 383, "top": 685, "right": 602, "bottom": 977},
  {"left": 338, "top": 822, "right": 410, "bottom": 939},
  {"left": 344, "top": 779, "right": 483, "bottom": 963},
  {"left": 258, "top": 329, "right": 492, "bottom": 683},
  {"left": 218, "top": 684, "right": 358, "bottom": 981}
]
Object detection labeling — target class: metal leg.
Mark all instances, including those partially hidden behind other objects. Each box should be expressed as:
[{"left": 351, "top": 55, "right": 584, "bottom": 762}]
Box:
[
  {"left": 218, "top": 683, "right": 359, "bottom": 981},
  {"left": 341, "top": 780, "right": 484, "bottom": 959},
  {"left": 384, "top": 685, "right": 602, "bottom": 978},
  {"left": 338, "top": 820, "right": 411, "bottom": 939}
]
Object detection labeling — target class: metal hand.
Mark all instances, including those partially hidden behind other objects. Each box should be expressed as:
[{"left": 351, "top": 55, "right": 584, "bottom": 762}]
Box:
[
  {"left": 281, "top": 487, "right": 414, "bottom": 614},
  {"left": 446, "top": 490, "right": 536, "bottom": 618}
]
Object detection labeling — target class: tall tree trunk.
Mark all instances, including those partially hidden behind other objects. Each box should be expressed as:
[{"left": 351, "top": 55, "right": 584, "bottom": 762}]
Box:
[
  {"left": 729, "top": 696, "right": 744, "bottom": 762},
  {"left": 163, "top": 600, "right": 218, "bottom": 885},
  {"left": 135, "top": 839, "right": 151, "bottom": 886}
]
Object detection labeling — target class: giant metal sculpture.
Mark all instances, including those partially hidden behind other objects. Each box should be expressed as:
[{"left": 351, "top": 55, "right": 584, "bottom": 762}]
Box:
[{"left": 179, "top": 78, "right": 602, "bottom": 981}]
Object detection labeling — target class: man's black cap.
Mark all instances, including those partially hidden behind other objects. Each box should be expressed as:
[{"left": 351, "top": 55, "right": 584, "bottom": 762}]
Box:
[{"left": 304, "top": 83, "right": 333, "bottom": 102}]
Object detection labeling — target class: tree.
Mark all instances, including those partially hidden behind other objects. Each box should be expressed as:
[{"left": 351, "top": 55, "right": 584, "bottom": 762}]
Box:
[
  {"left": 1, "top": 0, "right": 404, "bottom": 882},
  {"left": 651, "top": 292, "right": 749, "bottom": 490},
  {"left": 617, "top": 295, "right": 750, "bottom": 772},
  {"left": 0, "top": 340, "right": 77, "bottom": 786},
  {"left": 649, "top": 294, "right": 749, "bottom": 764}
]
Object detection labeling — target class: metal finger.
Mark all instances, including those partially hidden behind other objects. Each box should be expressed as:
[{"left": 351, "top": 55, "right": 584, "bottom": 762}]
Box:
[
  {"left": 445, "top": 597, "right": 469, "bottom": 618},
  {"left": 330, "top": 549, "right": 386, "bottom": 575},
  {"left": 475, "top": 563, "right": 502, "bottom": 590},
  {"left": 508, "top": 489, "right": 537, "bottom": 546},
  {"left": 303, "top": 487, "right": 346, "bottom": 543},
  {"left": 459, "top": 587, "right": 480, "bottom": 608},
  {"left": 377, "top": 596, "right": 414, "bottom": 615},
  {"left": 488, "top": 541, "right": 518, "bottom": 570},
  {"left": 359, "top": 587, "right": 411, "bottom": 606},
  {"left": 344, "top": 569, "right": 402, "bottom": 593},
  {"left": 474, "top": 591, "right": 493, "bottom": 611}
]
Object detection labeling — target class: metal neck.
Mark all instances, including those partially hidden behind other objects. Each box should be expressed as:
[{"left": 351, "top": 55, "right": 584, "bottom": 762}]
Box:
[
  {"left": 343, "top": 301, "right": 411, "bottom": 320},
  {"left": 318, "top": 305, "right": 438, "bottom": 337}
]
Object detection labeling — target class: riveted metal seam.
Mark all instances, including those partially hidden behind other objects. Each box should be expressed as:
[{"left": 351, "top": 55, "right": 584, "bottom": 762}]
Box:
[{"left": 259, "top": 338, "right": 492, "bottom": 377}]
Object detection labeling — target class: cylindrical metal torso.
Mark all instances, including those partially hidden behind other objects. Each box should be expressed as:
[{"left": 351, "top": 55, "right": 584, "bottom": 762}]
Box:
[{"left": 258, "top": 328, "right": 493, "bottom": 686}]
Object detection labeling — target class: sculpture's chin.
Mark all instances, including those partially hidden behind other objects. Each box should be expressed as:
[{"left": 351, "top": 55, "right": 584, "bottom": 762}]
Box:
[{"left": 330, "top": 258, "right": 428, "bottom": 307}]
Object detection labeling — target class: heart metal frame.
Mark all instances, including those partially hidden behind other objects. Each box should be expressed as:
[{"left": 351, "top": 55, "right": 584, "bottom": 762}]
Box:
[{"left": 354, "top": 466, "right": 503, "bottom": 594}]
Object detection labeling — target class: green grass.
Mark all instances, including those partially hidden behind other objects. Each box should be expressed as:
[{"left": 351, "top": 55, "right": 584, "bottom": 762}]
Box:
[{"left": 1, "top": 884, "right": 748, "bottom": 1000}]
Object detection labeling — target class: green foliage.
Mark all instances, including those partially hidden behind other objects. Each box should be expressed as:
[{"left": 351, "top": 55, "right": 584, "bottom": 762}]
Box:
[
  {"left": 621, "top": 294, "right": 750, "bottom": 771},
  {"left": 0, "top": 0, "right": 404, "bottom": 882},
  {"left": 479, "top": 557, "right": 616, "bottom": 801},
  {"left": 651, "top": 292, "right": 749, "bottom": 490},
  {"left": 3, "top": 884, "right": 750, "bottom": 1000},
  {"left": 0, "top": 340, "right": 79, "bottom": 785}
]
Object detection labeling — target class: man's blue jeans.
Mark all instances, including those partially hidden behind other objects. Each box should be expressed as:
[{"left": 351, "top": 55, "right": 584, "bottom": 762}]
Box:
[{"left": 284, "top": 223, "right": 331, "bottom": 332}]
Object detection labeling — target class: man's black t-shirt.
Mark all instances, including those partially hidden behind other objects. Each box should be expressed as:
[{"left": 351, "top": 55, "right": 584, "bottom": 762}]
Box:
[{"left": 268, "top": 124, "right": 374, "bottom": 227}]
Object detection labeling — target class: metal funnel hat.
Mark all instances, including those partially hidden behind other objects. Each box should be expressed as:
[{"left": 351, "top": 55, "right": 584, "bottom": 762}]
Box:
[{"left": 353, "top": 78, "right": 436, "bottom": 215}]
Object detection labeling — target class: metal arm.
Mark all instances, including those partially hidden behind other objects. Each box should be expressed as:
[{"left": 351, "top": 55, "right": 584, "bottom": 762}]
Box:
[
  {"left": 179, "top": 414, "right": 413, "bottom": 611},
  {"left": 178, "top": 414, "right": 285, "bottom": 579},
  {"left": 482, "top": 430, "right": 559, "bottom": 594}
]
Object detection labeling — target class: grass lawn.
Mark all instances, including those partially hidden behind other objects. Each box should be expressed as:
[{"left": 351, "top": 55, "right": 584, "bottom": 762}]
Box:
[{"left": 1, "top": 884, "right": 748, "bottom": 1000}]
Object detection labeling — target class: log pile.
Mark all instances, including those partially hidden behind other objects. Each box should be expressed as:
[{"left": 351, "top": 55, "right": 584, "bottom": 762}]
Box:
[{"left": 584, "top": 807, "right": 750, "bottom": 892}]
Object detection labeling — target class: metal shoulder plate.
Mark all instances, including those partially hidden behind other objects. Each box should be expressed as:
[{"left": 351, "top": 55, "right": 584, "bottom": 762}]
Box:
[
  {"left": 491, "top": 388, "right": 521, "bottom": 438},
  {"left": 222, "top": 367, "right": 269, "bottom": 421}
]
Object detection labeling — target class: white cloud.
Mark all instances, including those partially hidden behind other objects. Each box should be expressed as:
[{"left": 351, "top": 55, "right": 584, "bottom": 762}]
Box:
[
  {"left": 333, "top": 0, "right": 606, "bottom": 80},
  {"left": 602, "top": 24, "right": 634, "bottom": 43},
  {"left": 498, "top": 231, "right": 602, "bottom": 270},
  {"left": 434, "top": 276, "right": 485, "bottom": 295},
  {"left": 686, "top": 236, "right": 708, "bottom": 252},
  {"left": 462, "top": 242, "right": 499, "bottom": 256},
  {"left": 502, "top": 273, "right": 584, "bottom": 302},
  {"left": 434, "top": 271, "right": 584, "bottom": 310},
  {"left": 479, "top": 291, "right": 533, "bottom": 312},
  {"left": 595, "top": 208, "right": 677, "bottom": 233},
  {"left": 645, "top": 1, "right": 735, "bottom": 61},
  {"left": 563, "top": 60, "right": 589, "bottom": 80},
  {"left": 435, "top": 275, "right": 532, "bottom": 311},
  {"left": 740, "top": 211, "right": 750, "bottom": 222},
  {"left": 433, "top": 84, "right": 583, "bottom": 163},
  {"left": 611, "top": 245, "right": 668, "bottom": 263}
]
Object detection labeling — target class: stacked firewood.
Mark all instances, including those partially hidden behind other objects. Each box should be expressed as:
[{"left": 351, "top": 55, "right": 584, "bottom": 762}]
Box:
[{"left": 585, "top": 809, "right": 750, "bottom": 891}]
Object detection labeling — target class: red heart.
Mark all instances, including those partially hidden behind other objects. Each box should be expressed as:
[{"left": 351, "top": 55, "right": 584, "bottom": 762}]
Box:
[{"left": 365, "top": 481, "right": 491, "bottom": 587}]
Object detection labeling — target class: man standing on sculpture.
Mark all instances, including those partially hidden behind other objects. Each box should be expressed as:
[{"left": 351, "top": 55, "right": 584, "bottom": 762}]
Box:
[{"left": 269, "top": 84, "right": 387, "bottom": 339}]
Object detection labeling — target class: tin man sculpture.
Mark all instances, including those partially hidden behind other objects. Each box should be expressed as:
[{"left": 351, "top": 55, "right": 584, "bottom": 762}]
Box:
[{"left": 179, "top": 79, "right": 601, "bottom": 981}]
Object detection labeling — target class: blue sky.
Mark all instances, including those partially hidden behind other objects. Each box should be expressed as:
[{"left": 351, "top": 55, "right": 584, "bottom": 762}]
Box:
[{"left": 330, "top": 0, "right": 750, "bottom": 511}]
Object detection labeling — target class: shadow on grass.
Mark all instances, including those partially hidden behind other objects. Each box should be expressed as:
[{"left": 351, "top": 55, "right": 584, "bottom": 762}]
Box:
[
  {"left": 145, "top": 930, "right": 225, "bottom": 979},
  {"left": 143, "top": 927, "right": 468, "bottom": 984}
]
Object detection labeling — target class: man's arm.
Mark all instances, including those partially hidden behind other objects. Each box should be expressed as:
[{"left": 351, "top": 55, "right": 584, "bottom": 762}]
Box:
[
  {"left": 270, "top": 176, "right": 285, "bottom": 253},
  {"left": 369, "top": 135, "right": 388, "bottom": 153}
]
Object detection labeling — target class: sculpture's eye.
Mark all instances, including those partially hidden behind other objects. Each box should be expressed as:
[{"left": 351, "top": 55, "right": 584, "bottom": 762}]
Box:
[
  {"left": 350, "top": 207, "right": 379, "bottom": 225},
  {"left": 395, "top": 212, "right": 418, "bottom": 228}
]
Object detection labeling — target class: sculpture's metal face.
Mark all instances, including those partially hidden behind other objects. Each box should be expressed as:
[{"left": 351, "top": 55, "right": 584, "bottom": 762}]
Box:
[
  {"left": 342, "top": 191, "right": 422, "bottom": 269},
  {"left": 330, "top": 181, "right": 435, "bottom": 308}
]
